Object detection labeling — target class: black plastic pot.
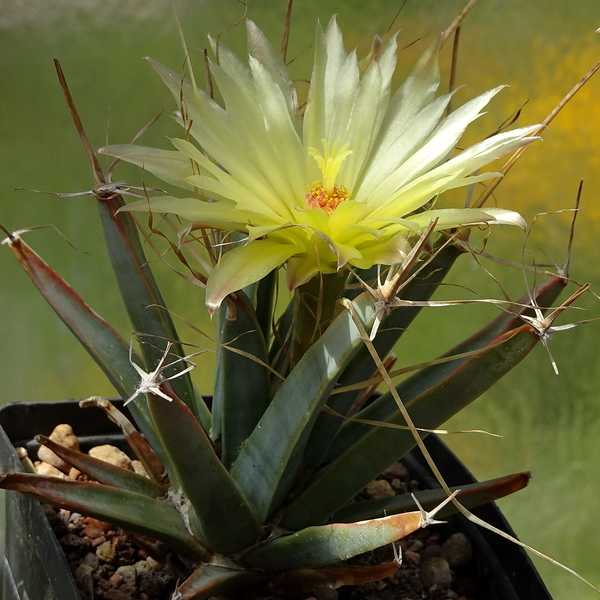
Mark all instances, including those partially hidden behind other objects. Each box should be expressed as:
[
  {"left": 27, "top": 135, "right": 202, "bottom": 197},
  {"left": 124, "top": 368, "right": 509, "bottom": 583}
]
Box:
[{"left": 0, "top": 400, "right": 553, "bottom": 600}]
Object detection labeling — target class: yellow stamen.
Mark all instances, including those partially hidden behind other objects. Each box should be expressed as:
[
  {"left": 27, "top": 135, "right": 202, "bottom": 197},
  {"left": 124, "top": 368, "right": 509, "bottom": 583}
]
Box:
[
  {"left": 307, "top": 139, "right": 352, "bottom": 213},
  {"left": 306, "top": 181, "right": 351, "bottom": 214}
]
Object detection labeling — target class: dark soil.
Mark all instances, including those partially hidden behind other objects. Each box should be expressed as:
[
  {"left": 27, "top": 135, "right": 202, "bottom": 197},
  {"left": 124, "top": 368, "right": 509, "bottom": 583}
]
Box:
[{"left": 43, "top": 506, "right": 177, "bottom": 600}]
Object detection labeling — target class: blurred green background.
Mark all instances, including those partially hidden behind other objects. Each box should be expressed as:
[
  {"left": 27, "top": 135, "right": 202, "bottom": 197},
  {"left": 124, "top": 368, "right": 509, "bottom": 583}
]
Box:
[{"left": 1, "top": 0, "right": 599, "bottom": 597}]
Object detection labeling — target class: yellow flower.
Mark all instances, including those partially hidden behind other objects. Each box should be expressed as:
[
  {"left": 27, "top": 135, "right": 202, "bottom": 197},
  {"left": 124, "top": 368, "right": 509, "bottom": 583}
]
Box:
[{"left": 100, "top": 18, "right": 539, "bottom": 312}]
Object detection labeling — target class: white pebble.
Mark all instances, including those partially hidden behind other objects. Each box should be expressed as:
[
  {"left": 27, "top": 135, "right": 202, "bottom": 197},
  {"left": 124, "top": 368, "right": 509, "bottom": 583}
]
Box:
[{"left": 88, "top": 445, "right": 132, "bottom": 470}]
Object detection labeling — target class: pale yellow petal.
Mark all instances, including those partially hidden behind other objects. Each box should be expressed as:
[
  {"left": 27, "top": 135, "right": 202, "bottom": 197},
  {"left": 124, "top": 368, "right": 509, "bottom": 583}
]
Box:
[
  {"left": 118, "top": 196, "right": 251, "bottom": 230},
  {"left": 406, "top": 207, "right": 526, "bottom": 231},
  {"left": 350, "top": 234, "right": 411, "bottom": 268},
  {"left": 286, "top": 255, "right": 325, "bottom": 290},
  {"left": 98, "top": 144, "right": 196, "bottom": 190},
  {"left": 206, "top": 240, "right": 298, "bottom": 312}
]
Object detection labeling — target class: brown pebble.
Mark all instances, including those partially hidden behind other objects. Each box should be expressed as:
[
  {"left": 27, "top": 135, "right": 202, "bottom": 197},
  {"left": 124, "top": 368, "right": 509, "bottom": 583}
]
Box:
[
  {"left": 382, "top": 462, "right": 409, "bottom": 480},
  {"left": 61, "top": 533, "right": 92, "bottom": 553},
  {"left": 390, "top": 477, "right": 407, "bottom": 493},
  {"left": 364, "top": 479, "right": 395, "bottom": 499},
  {"left": 421, "top": 556, "right": 452, "bottom": 589},
  {"left": 83, "top": 552, "right": 100, "bottom": 570},
  {"left": 74, "top": 563, "right": 94, "bottom": 586},
  {"left": 68, "top": 467, "right": 82, "bottom": 480},
  {"left": 108, "top": 572, "right": 123, "bottom": 586},
  {"left": 116, "top": 565, "right": 138, "bottom": 586},
  {"left": 83, "top": 516, "right": 111, "bottom": 539},
  {"left": 134, "top": 559, "right": 153, "bottom": 575},
  {"left": 442, "top": 532, "right": 473, "bottom": 568},
  {"left": 138, "top": 570, "right": 175, "bottom": 597},
  {"left": 145, "top": 556, "right": 160, "bottom": 571},
  {"left": 97, "top": 540, "right": 117, "bottom": 563},
  {"left": 404, "top": 550, "right": 421, "bottom": 564},
  {"left": 92, "top": 536, "right": 107, "bottom": 548},
  {"left": 35, "top": 461, "right": 67, "bottom": 477}
]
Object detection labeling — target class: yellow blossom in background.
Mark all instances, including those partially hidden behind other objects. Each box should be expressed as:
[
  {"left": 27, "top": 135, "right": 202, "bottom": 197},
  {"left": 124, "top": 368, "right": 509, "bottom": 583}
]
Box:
[{"left": 100, "top": 17, "right": 540, "bottom": 312}]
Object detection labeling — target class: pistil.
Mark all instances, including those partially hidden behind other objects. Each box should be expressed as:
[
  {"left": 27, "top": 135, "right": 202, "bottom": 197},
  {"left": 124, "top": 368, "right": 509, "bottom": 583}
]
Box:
[{"left": 306, "top": 139, "right": 352, "bottom": 214}]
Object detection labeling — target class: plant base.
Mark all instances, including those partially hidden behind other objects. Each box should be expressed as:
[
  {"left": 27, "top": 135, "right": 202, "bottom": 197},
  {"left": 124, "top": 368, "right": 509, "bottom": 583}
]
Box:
[{"left": 0, "top": 401, "right": 552, "bottom": 600}]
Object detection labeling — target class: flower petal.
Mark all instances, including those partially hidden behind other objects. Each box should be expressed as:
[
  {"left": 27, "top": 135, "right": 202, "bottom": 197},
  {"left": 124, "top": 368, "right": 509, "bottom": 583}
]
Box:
[
  {"left": 286, "top": 255, "right": 324, "bottom": 291},
  {"left": 406, "top": 207, "right": 526, "bottom": 231},
  {"left": 327, "top": 200, "right": 371, "bottom": 237},
  {"left": 206, "top": 240, "right": 298, "bottom": 313},
  {"left": 246, "top": 20, "right": 299, "bottom": 119},
  {"left": 340, "top": 34, "right": 399, "bottom": 189},
  {"left": 359, "top": 35, "right": 442, "bottom": 180},
  {"left": 350, "top": 234, "right": 412, "bottom": 268},
  {"left": 366, "top": 86, "right": 507, "bottom": 208},
  {"left": 368, "top": 125, "right": 540, "bottom": 221},
  {"left": 118, "top": 196, "right": 252, "bottom": 230},
  {"left": 304, "top": 17, "right": 354, "bottom": 152},
  {"left": 248, "top": 56, "right": 307, "bottom": 195},
  {"left": 148, "top": 59, "right": 297, "bottom": 220},
  {"left": 354, "top": 91, "right": 453, "bottom": 200},
  {"left": 98, "top": 144, "right": 196, "bottom": 190}
]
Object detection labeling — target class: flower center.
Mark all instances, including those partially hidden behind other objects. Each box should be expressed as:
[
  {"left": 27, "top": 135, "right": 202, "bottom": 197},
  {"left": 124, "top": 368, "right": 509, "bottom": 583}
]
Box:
[{"left": 306, "top": 139, "right": 352, "bottom": 214}]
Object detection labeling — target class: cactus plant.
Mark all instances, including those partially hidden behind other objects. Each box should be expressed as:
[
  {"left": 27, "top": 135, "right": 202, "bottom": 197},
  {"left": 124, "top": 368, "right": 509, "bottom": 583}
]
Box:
[{"left": 0, "top": 3, "right": 594, "bottom": 599}]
